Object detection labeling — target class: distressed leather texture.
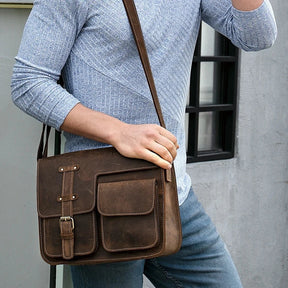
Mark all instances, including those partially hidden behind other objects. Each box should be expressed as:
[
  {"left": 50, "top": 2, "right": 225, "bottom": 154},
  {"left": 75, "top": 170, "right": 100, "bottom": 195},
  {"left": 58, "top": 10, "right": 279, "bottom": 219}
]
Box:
[{"left": 37, "top": 147, "right": 181, "bottom": 265}]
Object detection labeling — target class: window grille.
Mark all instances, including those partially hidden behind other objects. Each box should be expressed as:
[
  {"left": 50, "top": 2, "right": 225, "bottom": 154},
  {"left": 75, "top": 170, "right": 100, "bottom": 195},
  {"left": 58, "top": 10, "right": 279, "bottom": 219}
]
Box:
[{"left": 186, "top": 23, "right": 239, "bottom": 163}]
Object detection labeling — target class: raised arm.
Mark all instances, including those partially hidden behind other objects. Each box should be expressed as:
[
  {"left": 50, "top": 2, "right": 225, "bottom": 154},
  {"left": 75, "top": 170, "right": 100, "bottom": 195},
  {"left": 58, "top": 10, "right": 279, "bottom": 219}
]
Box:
[{"left": 201, "top": 0, "right": 277, "bottom": 51}]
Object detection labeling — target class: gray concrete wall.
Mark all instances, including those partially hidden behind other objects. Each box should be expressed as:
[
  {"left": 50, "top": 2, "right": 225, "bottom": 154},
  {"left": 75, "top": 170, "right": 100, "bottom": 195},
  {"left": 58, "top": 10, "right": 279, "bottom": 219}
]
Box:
[
  {"left": 185, "top": 1, "right": 288, "bottom": 287},
  {"left": 0, "top": 1, "right": 287, "bottom": 288},
  {"left": 0, "top": 8, "right": 50, "bottom": 288}
]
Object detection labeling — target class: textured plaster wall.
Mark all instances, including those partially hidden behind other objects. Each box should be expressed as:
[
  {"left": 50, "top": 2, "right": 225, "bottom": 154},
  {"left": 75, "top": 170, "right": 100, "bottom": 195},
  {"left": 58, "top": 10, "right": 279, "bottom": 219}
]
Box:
[
  {"left": 0, "top": 8, "right": 50, "bottom": 288},
  {"left": 184, "top": 2, "right": 288, "bottom": 288}
]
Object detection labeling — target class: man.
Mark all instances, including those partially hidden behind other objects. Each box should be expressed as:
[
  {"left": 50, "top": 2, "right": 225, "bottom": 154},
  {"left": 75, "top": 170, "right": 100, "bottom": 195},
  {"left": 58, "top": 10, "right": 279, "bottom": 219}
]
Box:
[{"left": 12, "top": 0, "right": 276, "bottom": 287}]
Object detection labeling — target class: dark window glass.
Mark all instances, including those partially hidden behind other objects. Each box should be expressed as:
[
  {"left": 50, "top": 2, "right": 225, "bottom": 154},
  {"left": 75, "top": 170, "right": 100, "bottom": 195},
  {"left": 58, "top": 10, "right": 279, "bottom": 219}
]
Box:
[{"left": 186, "top": 23, "right": 239, "bottom": 163}]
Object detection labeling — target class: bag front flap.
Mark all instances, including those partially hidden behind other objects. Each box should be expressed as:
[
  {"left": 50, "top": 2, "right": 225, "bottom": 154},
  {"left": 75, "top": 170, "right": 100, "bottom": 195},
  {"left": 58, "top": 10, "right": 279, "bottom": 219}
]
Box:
[
  {"left": 97, "top": 179, "right": 156, "bottom": 216},
  {"left": 37, "top": 157, "right": 96, "bottom": 218}
]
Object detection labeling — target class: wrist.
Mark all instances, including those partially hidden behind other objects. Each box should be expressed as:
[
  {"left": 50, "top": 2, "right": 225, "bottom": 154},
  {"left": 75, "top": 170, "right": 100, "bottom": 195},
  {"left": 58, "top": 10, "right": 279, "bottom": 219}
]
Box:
[{"left": 106, "top": 119, "right": 128, "bottom": 147}]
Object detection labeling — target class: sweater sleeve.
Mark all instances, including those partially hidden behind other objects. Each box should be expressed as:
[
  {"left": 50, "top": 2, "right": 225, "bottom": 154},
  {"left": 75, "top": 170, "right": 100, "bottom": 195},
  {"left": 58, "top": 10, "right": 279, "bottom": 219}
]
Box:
[
  {"left": 201, "top": 0, "right": 277, "bottom": 51},
  {"left": 11, "top": 0, "right": 88, "bottom": 130}
]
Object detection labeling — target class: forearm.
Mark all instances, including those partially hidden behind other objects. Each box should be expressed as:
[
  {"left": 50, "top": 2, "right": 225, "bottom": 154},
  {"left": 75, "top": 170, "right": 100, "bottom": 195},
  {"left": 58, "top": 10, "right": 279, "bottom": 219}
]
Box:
[
  {"left": 232, "top": 0, "right": 264, "bottom": 11},
  {"left": 61, "top": 103, "right": 178, "bottom": 170},
  {"left": 60, "top": 103, "right": 124, "bottom": 146}
]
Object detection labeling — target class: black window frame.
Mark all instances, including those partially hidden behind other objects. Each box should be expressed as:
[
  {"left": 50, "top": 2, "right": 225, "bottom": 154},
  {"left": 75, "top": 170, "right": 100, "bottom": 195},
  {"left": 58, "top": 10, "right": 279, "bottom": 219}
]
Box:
[{"left": 186, "top": 24, "right": 239, "bottom": 163}]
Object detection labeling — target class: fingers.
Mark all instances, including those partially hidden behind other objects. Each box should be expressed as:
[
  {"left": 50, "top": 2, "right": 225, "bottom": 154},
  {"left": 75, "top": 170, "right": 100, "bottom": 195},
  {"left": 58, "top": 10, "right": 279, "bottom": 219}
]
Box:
[
  {"left": 141, "top": 125, "right": 179, "bottom": 169},
  {"left": 113, "top": 123, "right": 179, "bottom": 170},
  {"left": 154, "top": 131, "right": 178, "bottom": 160},
  {"left": 141, "top": 149, "right": 173, "bottom": 170},
  {"left": 147, "top": 136, "right": 175, "bottom": 165},
  {"left": 158, "top": 126, "right": 179, "bottom": 150}
]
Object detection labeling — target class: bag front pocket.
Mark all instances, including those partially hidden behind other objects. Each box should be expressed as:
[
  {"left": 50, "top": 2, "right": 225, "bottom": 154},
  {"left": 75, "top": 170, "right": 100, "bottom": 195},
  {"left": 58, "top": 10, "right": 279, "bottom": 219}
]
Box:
[
  {"left": 37, "top": 160, "right": 98, "bottom": 260},
  {"left": 97, "top": 178, "right": 160, "bottom": 252},
  {"left": 42, "top": 211, "right": 97, "bottom": 258}
]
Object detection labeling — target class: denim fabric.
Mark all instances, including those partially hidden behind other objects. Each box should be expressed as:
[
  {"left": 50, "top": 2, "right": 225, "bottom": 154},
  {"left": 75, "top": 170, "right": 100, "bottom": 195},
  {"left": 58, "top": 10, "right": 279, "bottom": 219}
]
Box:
[{"left": 71, "top": 188, "right": 242, "bottom": 288}]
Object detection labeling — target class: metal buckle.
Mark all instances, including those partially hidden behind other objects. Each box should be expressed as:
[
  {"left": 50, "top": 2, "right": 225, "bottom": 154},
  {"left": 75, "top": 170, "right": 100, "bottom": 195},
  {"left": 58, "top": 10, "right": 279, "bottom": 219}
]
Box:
[{"left": 59, "top": 216, "right": 75, "bottom": 230}]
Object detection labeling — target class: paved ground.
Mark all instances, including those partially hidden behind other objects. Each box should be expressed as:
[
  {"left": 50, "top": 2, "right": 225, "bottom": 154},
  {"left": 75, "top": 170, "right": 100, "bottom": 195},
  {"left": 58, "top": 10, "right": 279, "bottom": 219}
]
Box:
[{"left": 144, "top": 277, "right": 155, "bottom": 288}]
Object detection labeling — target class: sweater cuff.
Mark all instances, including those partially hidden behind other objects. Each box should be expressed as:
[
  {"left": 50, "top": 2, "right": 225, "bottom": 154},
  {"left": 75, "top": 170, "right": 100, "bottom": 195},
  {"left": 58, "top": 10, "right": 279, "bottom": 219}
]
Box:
[
  {"left": 47, "top": 94, "right": 80, "bottom": 131},
  {"left": 232, "top": 0, "right": 271, "bottom": 19},
  {"left": 231, "top": 0, "right": 277, "bottom": 50}
]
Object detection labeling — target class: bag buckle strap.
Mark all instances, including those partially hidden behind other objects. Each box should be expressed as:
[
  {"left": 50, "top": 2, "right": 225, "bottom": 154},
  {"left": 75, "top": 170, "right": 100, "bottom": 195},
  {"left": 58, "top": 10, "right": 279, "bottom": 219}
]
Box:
[
  {"left": 58, "top": 165, "right": 79, "bottom": 260},
  {"left": 59, "top": 216, "right": 75, "bottom": 230},
  {"left": 59, "top": 216, "right": 75, "bottom": 259}
]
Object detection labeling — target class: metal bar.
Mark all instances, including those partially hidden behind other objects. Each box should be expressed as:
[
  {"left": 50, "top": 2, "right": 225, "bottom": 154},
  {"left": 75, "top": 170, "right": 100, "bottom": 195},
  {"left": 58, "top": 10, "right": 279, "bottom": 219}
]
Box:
[
  {"left": 193, "top": 56, "right": 236, "bottom": 62},
  {"left": 186, "top": 104, "right": 234, "bottom": 113},
  {"left": 229, "top": 47, "right": 240, "bottom": 157},
  {"left": 49, "top": 129, "right": 62, "bottom": 288},
  {"left": 49, "top": 266, "right": 56, "bottom": 288},
  {"left": 187, "top": 24, "right": 202, "bottom": 158},
  {"left": 54, "top": 130, "right": 61, "bottom": 156},
  {"left": 187, "top": 151, "right": 234, "bottom": 163},
  {"left": 0, "top": 3, "right": 32, "bottom": 8}
]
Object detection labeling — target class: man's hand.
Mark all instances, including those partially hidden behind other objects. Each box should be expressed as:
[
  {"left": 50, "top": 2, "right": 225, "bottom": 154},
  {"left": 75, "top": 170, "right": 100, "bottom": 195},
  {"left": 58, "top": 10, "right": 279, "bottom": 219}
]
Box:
[{"left": 112, "top": 123, "right": 179, "bottom": 170}]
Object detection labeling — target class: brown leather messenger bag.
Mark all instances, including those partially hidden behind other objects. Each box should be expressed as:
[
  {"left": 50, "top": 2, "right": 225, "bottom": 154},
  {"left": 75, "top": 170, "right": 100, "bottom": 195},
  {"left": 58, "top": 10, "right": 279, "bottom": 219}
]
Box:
[{"left": 37, "top": 0, "right": 182, "bottom": 265}]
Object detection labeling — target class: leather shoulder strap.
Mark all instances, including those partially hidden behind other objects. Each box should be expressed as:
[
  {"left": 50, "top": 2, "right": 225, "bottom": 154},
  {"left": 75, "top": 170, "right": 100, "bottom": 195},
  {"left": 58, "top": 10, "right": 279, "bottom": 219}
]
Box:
[{"left": 122, "top": 0, "right": 166, "bottom": 128}]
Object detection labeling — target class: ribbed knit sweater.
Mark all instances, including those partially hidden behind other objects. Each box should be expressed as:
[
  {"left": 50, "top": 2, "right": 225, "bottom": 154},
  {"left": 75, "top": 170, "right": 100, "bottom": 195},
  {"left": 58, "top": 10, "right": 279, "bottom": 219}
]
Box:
[{"left": 11, "top": 0, "right": 277, "bottom": 205}]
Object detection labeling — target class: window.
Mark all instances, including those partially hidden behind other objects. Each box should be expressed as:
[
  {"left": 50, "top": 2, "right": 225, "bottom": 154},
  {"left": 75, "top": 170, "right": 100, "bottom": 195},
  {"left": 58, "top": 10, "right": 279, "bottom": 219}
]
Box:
[{"left": 186, "top": 22, "right": 239, "bottom": 163}]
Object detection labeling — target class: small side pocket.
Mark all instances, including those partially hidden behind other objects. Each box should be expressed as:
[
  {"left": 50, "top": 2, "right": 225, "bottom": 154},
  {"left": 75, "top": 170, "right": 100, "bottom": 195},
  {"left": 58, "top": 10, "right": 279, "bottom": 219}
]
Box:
[
  {"left": 42, "top": 211, "right": 97, "bottom": 258},
  {"left": 97, "top": 179, "right": 159, "bottom": 252}
]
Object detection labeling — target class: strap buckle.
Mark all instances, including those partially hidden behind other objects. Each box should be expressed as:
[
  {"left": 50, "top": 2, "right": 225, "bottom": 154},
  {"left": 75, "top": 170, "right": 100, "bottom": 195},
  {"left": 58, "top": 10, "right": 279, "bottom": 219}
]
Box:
[{"left": 59, "top": 216, "right": 75, "bottom": 230}]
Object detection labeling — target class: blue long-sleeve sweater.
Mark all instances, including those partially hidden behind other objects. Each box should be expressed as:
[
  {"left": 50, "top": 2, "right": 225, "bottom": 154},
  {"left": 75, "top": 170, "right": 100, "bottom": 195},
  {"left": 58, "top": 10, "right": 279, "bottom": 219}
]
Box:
[{"left": 11, "top": 0, "right": 277, "bottom": 205}]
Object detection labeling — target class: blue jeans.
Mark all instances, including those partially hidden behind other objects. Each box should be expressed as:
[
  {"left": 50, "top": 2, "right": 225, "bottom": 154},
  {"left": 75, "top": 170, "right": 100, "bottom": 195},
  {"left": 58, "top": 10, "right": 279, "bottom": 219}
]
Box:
[{"left": 71, "top": 188, "right": 243, "bottom": 287}]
